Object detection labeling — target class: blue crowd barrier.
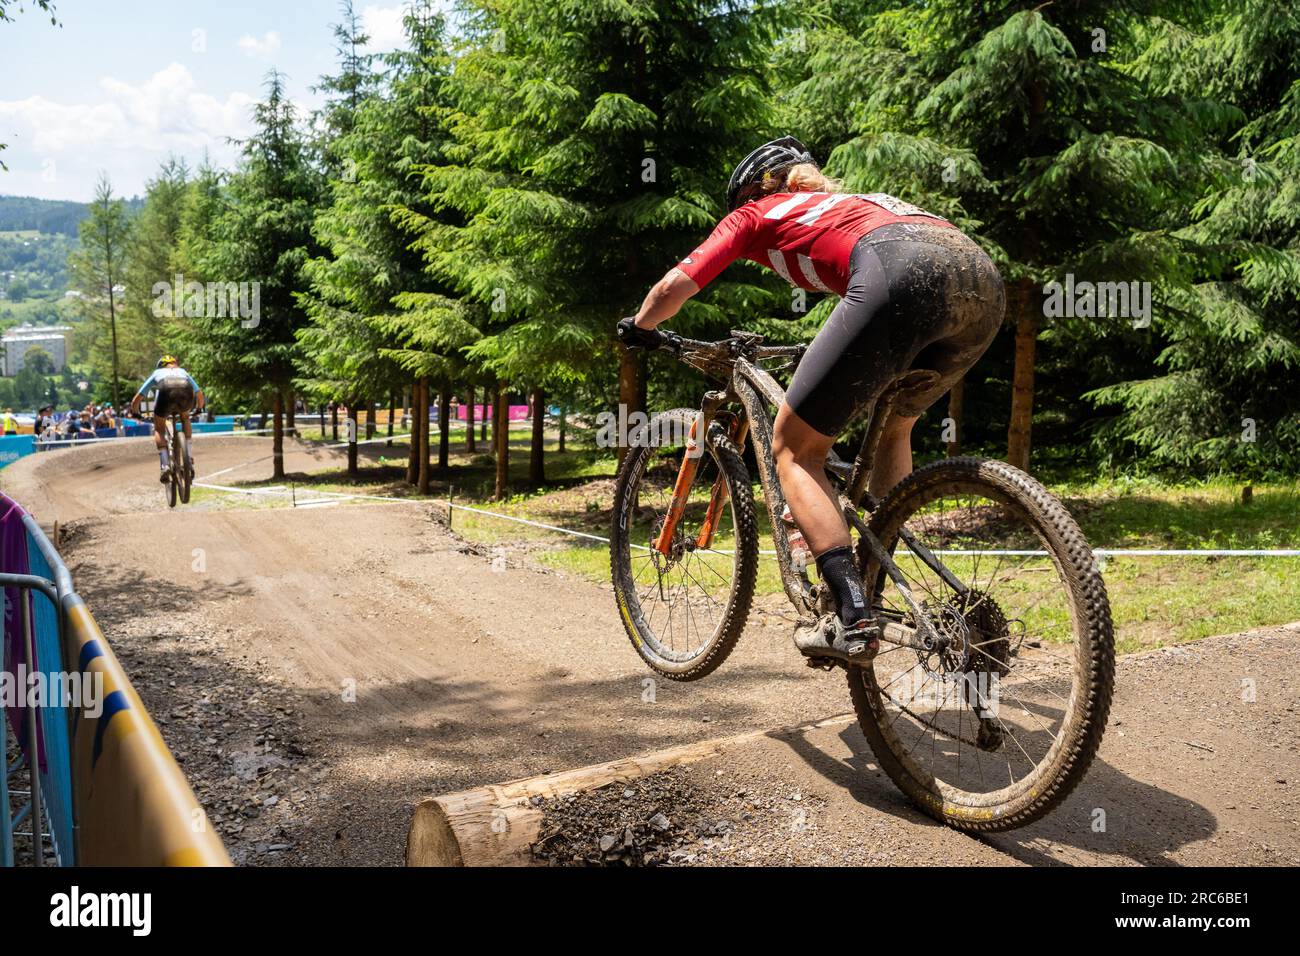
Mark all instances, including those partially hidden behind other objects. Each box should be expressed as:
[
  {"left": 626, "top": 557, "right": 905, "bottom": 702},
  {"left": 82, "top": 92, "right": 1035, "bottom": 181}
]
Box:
[
  {"left": 23, "top": 535, "right": 74, "bottom": 862},
  {"left": 0, "top": 435, "right": 35, "bottom": 468},
  {"left": 2, "top": 495, "right": 230, "bottom": 866}
]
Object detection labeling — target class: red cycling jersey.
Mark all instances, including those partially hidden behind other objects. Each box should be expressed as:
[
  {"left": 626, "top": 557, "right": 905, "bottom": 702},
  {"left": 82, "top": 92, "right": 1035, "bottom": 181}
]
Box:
[{"left": 674, "top": 192, "right": 953, "bottom": 297}]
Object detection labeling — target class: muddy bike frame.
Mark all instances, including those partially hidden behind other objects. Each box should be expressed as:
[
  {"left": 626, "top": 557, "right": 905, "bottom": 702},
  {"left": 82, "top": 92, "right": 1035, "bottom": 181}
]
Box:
[{"left": 651, "top": 329, "right": 952, "bottom": 656}]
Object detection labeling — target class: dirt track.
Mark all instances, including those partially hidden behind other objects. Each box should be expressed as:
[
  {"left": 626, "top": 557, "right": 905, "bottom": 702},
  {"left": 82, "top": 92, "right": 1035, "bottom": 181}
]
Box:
[{"left": 4, "top": 436, "right": 1297, "bottom": 866}]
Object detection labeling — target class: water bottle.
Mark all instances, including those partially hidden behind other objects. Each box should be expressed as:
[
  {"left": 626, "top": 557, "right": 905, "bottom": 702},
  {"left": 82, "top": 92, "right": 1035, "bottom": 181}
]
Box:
[{"left": 782, "top": 505, "right": 810, "bottom": 574}]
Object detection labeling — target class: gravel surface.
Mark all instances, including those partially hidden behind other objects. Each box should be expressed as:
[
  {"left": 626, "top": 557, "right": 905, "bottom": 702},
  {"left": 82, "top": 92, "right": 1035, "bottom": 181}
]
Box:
[{"left": 4, "top": 436, "right": 1296, "bottom": 867}]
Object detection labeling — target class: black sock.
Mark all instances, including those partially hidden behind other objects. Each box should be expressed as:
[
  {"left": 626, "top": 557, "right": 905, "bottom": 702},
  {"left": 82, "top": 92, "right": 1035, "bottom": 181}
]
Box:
[{"left": 815, "top": 546, "right": 868, "bottom": 626}]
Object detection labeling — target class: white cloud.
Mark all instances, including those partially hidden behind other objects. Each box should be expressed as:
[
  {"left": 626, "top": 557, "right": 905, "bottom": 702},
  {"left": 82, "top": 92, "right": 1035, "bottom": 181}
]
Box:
[
  {"left": 0, "top": 63, "right": 254, "bottom": 197},
  {"left": 237, "top": 30, "right": 282, "bottom": 60},
  {"left": 360, "top": 5, "right": 406, "bottom": 52}
]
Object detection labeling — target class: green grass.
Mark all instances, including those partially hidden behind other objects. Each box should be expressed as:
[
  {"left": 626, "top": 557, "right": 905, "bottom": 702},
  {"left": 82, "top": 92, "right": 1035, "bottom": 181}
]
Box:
[{"left": 207, "top": 430, "right": 1300, "bottom": 652}]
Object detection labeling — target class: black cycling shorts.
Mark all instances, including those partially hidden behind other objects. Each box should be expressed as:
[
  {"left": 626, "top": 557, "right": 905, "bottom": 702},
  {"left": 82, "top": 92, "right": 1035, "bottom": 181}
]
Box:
[
  {"left": 153, "top": 381, "right": 195, "bottom": 418},
  {"left": 786, "top": 222, "right": 1005, "bottom": 436}
]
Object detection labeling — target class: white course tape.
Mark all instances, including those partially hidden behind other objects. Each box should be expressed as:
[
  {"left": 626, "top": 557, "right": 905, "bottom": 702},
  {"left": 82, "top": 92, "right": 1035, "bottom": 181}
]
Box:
[
  {"left": 192, "top": 479, "right": 1300, "bottom": 559},
  {"left": 36, "top": 427, "right": 277, "bottom": 448}
]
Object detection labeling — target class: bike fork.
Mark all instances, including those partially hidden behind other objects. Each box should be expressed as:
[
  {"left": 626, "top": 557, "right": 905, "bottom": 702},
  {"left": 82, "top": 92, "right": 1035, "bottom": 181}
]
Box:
[{"left": 652, "top": 391, "right": 727, "bottom": 555}]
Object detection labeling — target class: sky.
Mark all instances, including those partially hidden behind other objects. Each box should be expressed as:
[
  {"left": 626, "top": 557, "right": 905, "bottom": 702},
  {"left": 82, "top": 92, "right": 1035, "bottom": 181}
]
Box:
[{"left": 0, "top": 0, "right": 420, "bottom": 202}]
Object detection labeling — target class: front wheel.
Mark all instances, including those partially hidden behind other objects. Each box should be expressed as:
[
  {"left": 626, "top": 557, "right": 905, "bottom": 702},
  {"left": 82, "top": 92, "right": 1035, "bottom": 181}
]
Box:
[
  {"left": 851, "top": 457, "right": 1114, "bottom": 832},
  {"left": 610, "top": 409, "right": 759, "bottom": 681}
]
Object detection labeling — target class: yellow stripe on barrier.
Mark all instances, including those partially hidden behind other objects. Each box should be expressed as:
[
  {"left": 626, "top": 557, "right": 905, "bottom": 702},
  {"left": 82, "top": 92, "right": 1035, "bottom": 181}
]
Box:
[{"left": 63, "top": 602, "right": 231, "bottom": 867}]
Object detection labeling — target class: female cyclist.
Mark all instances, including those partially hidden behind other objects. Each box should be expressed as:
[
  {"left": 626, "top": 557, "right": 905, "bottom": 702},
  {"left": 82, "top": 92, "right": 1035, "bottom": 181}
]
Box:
[{"left": 617, "top": 137, "right": 1005, "bottom": 664}]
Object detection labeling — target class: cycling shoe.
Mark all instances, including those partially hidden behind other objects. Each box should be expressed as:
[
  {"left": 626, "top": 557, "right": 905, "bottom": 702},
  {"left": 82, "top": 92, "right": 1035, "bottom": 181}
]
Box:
[{"left": 794, "top": 614, "right": 880, "bottom": 666}]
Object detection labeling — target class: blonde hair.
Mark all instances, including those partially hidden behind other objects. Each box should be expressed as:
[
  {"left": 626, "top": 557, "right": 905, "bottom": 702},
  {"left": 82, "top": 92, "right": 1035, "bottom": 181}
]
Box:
[{"left": 760, "top": 162, "right": 842, "bottom": 197}]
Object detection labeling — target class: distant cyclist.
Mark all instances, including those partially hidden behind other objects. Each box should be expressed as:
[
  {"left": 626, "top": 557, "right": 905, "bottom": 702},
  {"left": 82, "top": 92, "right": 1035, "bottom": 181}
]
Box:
[
  {"left": 619, "top": 137, "right": 1005, "bottom": 665},
  {"left": 129, "top": 355, "right": 206, "bottom": 483}
]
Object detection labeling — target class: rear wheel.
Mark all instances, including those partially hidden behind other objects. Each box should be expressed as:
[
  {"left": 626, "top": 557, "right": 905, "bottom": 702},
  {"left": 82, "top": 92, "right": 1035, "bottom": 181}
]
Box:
[
  {"left": 610, "top": 409, "right": 758, "bottom": 681},
  {"left": 175, "top": 422, "right": 192, "bottom": 504},
  {"left": 851, "top": 457, "right": 1114, "bottom": 832}
]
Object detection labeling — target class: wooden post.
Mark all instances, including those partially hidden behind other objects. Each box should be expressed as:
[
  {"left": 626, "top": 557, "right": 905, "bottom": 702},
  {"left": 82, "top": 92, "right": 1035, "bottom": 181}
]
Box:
[
  {"left": 418, "top": 377, "right": 431, "bottom": 495},
  {"left": 272, "top": 392, "right": 285, "bottom": 479},
  {"left": 347, "top": 402, "right": 359, "bottom": 478},
  {"left": 617, "top": 347, "right": 641, "bottom": 466},
  {"left": 1007, "top": 279, "right": 1037, "bottom": 471},
  {"left": 406, "top": 715, "right": 855, "bottom": 866},
  {"left": 438, "top": 386, "right": 451, "bottom": 473},
  {"left": 407, "top": 384, "right": 419, "bottom": 485},
  {"left": 493, "top": 381, "right": 508, "bottom": 500},
  {"left": 466, "top": 385, "right": 476, "bottom": 454},
  {"left": 529, "top": 386, "right": 545, "bottom": 485}
]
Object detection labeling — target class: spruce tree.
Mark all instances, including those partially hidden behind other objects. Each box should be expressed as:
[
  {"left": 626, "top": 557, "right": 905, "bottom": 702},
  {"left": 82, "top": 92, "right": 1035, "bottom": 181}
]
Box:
[
  {"left": 182, "top": 72, "right": 323, "bottom": 478},
  {"left": 403, "top": 0, "right": 782, "bottom": 495},
  {"left": 780, "top": 0, "right": 1219, "bottom": 469},
  {"left": 68, "top": 174, "right": 132, "bottom": 407}
]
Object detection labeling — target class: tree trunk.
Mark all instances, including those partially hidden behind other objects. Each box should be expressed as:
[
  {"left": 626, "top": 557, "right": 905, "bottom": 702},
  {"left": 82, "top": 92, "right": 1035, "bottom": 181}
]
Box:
[
  {"left": 480, "top": 389, "right": 488, "bottom": 442},
  {"left": 330, "top": 403, "right": 338, "bottom": 442},
  {"left": 108, "top": 281, "right": 120, "bottom": 409},
  {"left": 946, "top": 377, "right": 965, "bottom": 458},
  {"left": 1006, "top": 280, "right": 1037, "bottom": 471},
  {"left": 418, "top": 377, "right": 431, "bottom": 495},
  {"left": 438, "top": 385, "right": 451, "bottom": 473},
  {"left": 365, "top": 399, "right": 376, "bottom": 440},
  {"left": 286, "top": 390, "right": 296, "bottom": 433},
  {"left": 558, "top": 406, "right": 566, "bottom": 453},
  {"left": 387, "top": 392, "right": 395, "bottom": 447},
  {"left": 529, "top": 386, "right": 545, "bottom": 485},
  {"left": 493, "top": 381, "right": 509, "bottom": 500},
  {"left": 465, "top": 385, "right": 476, "bottom": 454},
  {"left": 347, "top": 403, "right": 359, "bottom": 478},
  {"left": 406, "top": 713, "right": 853, "bottom": 866},
  {"left": 318, "top": 404, "right": 325, "bottom": 439},
  {"left": 272, "top": 392, "right": 285, "bottom": 480},
  {"left": 617, "top": 348, "right": 642, "bottom": 465},
  {"left": 407, "top": 384, "right": 419, "bottom": 485},
  {"left": 258, "top": 406, "right": 268, "bottom": 431}
]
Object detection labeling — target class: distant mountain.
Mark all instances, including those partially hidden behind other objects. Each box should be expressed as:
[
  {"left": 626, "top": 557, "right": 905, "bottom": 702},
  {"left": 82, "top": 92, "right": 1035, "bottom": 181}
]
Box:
[
  {"left": 0, "top": 195, "right": 88, "bottom": 236},
  {"left": 0, "top": 193, "right": 144, "bottom": 237}
]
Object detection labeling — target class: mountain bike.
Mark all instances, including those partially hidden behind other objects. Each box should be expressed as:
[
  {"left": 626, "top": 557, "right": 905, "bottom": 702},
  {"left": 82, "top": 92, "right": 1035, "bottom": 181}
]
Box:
[
  {"left": 161, "top": 413, "right": 193, "bottom": 508},
  {"left": 609, "top": 330, "right": 1114, "bottom": 831}
]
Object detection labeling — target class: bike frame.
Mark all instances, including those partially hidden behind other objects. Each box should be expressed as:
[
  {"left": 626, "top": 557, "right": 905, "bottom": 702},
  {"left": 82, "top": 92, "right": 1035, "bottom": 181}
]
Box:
[{"left": 657, "top": 332, "right": 959, "bottom": 651}]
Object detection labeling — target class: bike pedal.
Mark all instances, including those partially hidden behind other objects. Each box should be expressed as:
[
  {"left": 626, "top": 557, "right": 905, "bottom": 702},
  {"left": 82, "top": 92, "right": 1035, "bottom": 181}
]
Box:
[{"left": 804, "top": 657, "right": 838, "bottom": 672}]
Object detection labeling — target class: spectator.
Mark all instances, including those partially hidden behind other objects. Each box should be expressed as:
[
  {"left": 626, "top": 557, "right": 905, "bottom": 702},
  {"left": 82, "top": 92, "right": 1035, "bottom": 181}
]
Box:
[{"left": 1, "top": 408, "right": 17, "bottom": 436}]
